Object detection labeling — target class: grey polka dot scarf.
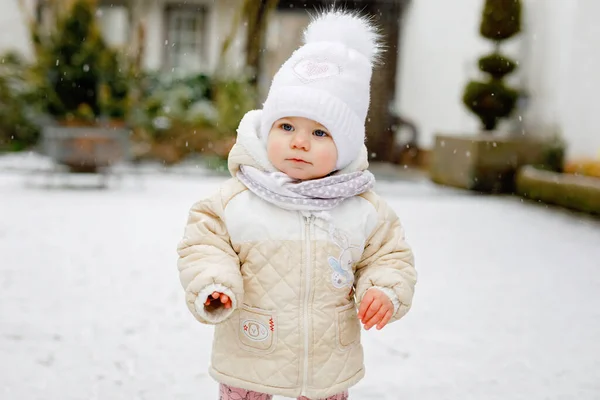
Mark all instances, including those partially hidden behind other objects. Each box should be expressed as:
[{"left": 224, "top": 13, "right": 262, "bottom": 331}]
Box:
[{"left": 237, "top": 165, "right": 375, "bottom": 211}]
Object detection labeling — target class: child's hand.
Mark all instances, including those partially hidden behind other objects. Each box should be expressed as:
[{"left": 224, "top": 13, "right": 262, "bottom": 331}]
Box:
[
  {"left": 358, "top": 288, "right": 393, "bottom": 330},
  {"left": 203, "top": 291, "right": 232, "bottom": 309}
]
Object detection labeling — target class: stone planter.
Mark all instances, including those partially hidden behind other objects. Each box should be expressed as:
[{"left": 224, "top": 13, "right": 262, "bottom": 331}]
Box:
[
  {"left": 41, "top": 124, "right": 131, "bottom": 173},
  {"left": 516, "top": 166, "right": 600, "bottom": 215},
  {"left": 429, "top": 134, "right": 545, "bottom": 193}
]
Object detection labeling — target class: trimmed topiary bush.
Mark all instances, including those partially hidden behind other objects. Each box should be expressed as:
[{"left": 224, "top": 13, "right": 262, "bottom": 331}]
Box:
[{"left": 463, "top": 0, "right": 522, "bottom": 132}]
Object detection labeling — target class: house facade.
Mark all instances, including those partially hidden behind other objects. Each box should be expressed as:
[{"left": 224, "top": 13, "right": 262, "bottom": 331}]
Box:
[{"left": 2, "top": 0, "right": 599, "bottom": 159}]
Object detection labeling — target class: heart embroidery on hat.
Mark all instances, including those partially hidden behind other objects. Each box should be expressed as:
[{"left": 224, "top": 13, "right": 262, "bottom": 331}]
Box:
[{"left": 293, "top": 59, "right": 341, "bottom": 82}]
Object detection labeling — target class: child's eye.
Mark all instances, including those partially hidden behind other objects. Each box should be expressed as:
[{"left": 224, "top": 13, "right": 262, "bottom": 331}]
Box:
[
  {"left": 313, "top": 129, "right": 328, "bottom": 137},
  {"left": 281, "top": 123, "right": 294, "bottom": 132}
]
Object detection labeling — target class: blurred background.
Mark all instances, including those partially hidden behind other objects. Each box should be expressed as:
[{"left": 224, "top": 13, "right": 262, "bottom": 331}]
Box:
[{"left": 1, "top": 1, "right": 599, "bottom": 399}]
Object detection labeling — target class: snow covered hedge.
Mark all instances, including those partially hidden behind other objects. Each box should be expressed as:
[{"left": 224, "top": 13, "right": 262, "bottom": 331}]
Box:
[{"left": 516, "top": 166, "right": 600, "bottom": 215}]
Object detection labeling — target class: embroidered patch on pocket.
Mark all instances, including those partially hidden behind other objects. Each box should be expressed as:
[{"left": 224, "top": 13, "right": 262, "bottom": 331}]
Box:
[
  {"left": 238, "top": 305, "right": 277, "bottom": 353},
  {"left": 241, "top": 318, "right": 271, "bottom": 342}
]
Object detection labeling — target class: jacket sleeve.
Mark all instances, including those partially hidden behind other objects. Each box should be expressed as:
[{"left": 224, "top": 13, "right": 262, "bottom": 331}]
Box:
[
  {"left": 354, "top": 194, "right": 416, "bottom": 323},
  {"left": 177, "top": 189, "right": 243, "bottom": 325}
]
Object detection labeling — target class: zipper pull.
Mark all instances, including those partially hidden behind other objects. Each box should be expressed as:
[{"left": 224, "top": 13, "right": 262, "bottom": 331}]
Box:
[{"left": 303, "top": 213, "right": 315, "bottom": 225}]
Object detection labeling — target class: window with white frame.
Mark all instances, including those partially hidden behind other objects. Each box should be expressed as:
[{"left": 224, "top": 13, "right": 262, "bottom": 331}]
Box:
[{"left": 165, "top": 5, "right": 208, "bottom": 73}]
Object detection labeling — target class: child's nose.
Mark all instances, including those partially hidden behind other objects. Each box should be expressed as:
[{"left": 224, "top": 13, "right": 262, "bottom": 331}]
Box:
[
  {"left": 290, "top": 131, "right": 310, "bottom": 150},
  {"left": 291, "top": 130, "right": 310, "bottom": 150}
]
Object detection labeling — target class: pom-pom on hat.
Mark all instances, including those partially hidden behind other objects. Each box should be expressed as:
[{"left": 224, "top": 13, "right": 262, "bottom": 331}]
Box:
[{"left": 260, "top": 9, "right": 383, "bottom": 170}]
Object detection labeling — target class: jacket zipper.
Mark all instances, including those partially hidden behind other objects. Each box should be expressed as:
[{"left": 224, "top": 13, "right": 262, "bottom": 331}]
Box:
[{"left": 301, "top": 215, "right": 314, "bottom": 396}]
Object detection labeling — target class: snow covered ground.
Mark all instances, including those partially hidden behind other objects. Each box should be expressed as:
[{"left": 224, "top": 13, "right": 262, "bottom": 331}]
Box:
[{"left": 1, "top": 166, "right": 599, "bottom": 400}]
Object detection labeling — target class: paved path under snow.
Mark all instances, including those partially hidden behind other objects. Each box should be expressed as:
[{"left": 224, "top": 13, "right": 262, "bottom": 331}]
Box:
[{"left": 1, "top": 171, "right": 599, "bottom": 400}]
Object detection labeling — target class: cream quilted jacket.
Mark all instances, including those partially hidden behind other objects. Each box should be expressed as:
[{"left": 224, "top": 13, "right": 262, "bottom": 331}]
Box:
[{"left": 177, "top": 111, "right": 416, "bottom": 399}]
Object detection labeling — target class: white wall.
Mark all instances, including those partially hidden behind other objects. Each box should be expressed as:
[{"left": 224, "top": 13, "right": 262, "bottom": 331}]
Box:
[
  {"left": 518, "top": 0, "right": 576, "bottom": 136},
  {"left": 0, "top": 0, "right": 35, "bottom": 60},
  {"left": 396, "top": 0, "right": 491, "bottom": 149},
  {"left": 562, "top": 1, "right": 600, "bottom": 158},
  {"left": 397, "top": 0, "right": 600, "bottom": 159}
]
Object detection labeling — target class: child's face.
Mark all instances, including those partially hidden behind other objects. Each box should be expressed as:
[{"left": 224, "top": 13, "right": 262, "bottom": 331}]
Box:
[{"left": 266, "top": 116, "right": 338, "bottom": 180}]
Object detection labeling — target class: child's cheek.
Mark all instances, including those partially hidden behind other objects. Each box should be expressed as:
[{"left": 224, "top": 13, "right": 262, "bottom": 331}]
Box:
[
  {"left": 314, "top": 146, "right": 336, "bottom": 169},
  {"left": 267, "top": 136, "right": 282, "bottom": 159}
]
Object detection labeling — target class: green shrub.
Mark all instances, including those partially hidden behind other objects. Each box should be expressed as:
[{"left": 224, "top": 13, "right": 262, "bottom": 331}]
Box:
[
  {"left": 130, "top": 72, "right": 216, "bottom": 142},
  {"left": 213, "top": 78, "right": 256, "bottom": 135},
  {"left": 0, "top": 53, "right": 39, "bottom": 151},
  {"left": 29, "top": 0, "right": 131, "bottom": 121},
  {"left": 462, "top": 0, "right": 522, "bottom": 132}
]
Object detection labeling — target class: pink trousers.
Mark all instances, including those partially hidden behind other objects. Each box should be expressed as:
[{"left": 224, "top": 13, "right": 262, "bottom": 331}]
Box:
[{"left": 219, "top": 384, "right": 349, "bottom": 400}]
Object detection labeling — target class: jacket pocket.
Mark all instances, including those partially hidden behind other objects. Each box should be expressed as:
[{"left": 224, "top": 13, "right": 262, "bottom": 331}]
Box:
[
  {"left": 335, "top": 303, "right": 360, "bottom": 351},
  {"left": 237, "top": 304, "right": 277, "bottom": 354}
]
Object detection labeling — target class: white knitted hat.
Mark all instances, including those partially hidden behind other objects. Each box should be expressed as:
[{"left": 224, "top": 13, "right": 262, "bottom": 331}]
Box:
[{"left": 260, "top": 10, "right": 382, "bottom": 170}]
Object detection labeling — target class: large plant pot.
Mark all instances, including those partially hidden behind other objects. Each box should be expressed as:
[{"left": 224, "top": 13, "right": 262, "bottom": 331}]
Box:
[
  {"left": 430, "top": 134, "right": 545, "bottom": 193},
  {"left": 41, "top": 124, "right": 131, "bottom": 173}
]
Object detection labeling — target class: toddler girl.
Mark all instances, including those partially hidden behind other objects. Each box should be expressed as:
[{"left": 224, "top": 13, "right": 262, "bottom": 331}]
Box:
[{"left": 177, "top": 9, "right": 417, "bottom": 400}]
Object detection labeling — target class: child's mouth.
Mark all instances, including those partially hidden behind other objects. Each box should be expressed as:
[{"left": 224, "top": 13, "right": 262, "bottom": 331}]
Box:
[{"left": 288, "top": 158, "right": 310, "bottom": 164}]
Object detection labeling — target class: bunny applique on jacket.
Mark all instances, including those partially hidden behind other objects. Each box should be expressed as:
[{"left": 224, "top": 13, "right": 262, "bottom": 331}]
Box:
[{"left": 177, "top": 110, "right": 417, "bottom": 399}]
